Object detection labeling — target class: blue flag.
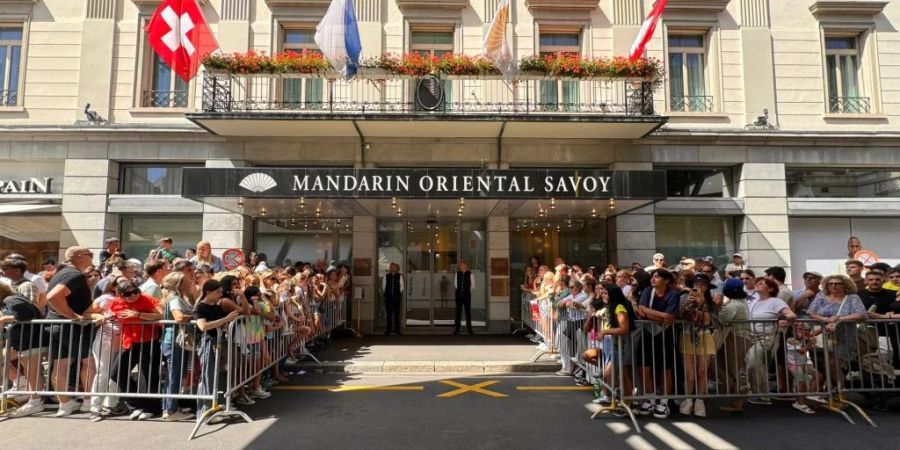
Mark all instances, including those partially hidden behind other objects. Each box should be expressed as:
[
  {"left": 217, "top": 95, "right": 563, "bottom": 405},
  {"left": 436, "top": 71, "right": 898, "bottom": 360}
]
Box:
[{"left": 315, "top": 0, "right": 362, "bottom": 79}]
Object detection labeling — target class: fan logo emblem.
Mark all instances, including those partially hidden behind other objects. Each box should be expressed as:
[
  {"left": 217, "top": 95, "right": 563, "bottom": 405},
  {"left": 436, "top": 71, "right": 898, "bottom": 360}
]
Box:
[{"left": 239, "top": 173, "right": 278, "bottom": 193}]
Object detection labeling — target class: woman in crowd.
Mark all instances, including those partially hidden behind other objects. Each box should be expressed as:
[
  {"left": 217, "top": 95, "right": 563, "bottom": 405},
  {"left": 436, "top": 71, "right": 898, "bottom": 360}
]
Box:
[
  {"left": 337, "top": 264, "right": 351, "bottom": 304},
  {"left": 678, "top": 273, "right": 718, "bottom": 417},
  {"left": 191, "top": 241, "right": 224, "bottom": 273},
  {"left": 726, "top": 277, "right": 794, "bottom": 410},
  {"left": 194, "top": 279, "right": 240, "bottom": 419},
  {"left": 1, "top": 283, "right": 48, "bottom": 418},
  {"left": 807, "top": 274, "right": 867, "bottom": 392},
  {"left": 160, "top": 272, "right": 195, "bottom": 421},
  {"left": 109, "top": 279, "right": 163, "bottom": 420},
  {"left": 587, "top": 283, "right": 636, "bottom": 407},
  {"left": 740, "top": 270, "right": 758, "bottom": 301},
  {"left": 716, "top": 279, "right": 752, "bottom": 413},
  {"left": 615, "top": 270, "right": 633, "bottom": 299},
  {"left": 262, "top": 289, "right": 289, "bottom": 382},
  {"left": 534, "top": 270, "right": 556, "bottom": 351},
  {"left": 86, "top": 276, "right": 127, "bottom": 420},
  {"left": 312, "top": 273, "right": 328, "bottom": 336}
]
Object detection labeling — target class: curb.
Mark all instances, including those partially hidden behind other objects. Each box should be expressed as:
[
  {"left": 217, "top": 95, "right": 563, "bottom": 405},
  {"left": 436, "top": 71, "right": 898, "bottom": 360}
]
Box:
[{"left": 290, "top": 360, "right": 562, "bottom": 374}]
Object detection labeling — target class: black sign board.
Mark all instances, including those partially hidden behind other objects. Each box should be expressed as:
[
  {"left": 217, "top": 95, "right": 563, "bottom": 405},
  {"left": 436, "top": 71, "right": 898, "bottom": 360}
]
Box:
[{"left": 182, "top": 168, "right": 666, "bottom": 200}]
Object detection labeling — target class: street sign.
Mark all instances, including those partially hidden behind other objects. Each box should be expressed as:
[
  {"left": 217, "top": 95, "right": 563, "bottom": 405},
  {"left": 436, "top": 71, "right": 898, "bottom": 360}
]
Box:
[{"left": 222, "top": 248, "right": 245, "bottom": 270}]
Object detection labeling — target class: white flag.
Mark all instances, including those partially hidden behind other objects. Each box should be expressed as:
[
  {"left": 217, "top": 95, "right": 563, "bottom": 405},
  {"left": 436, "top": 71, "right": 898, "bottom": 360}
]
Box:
[
  {"left": 315, "top": 0, "right": 362, "bottom": 79},
  {"left": 483, "top": 0, "right": 515, "bottom": 80}
]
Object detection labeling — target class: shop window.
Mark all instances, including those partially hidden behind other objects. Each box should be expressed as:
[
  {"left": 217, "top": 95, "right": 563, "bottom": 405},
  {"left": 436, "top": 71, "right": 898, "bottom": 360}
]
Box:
[
  {"left": 0, "top": 25, "right": 24, "bottom": 107},
  {"left": 120, "top": 215, "right": 202, "bottom": 261},
  {"left": 667, "top": 33, "right": 711, "bottom": 112},
  {"left": 137, "top": 20, "right": 191, "bottom": 108},
  {"left": 824, "top": 35, "right": 868, "bottom": 114},
  {"left": 664, "top": 167, "right": 732, "bottom": 197},
  {"left": 655, "top": 216, "right": 736, "bottom": 271},
  {"left": 786, "top": 168, "right": 900, "bottom": 198},
  {"left": 120, "top": 164, "right": 200, "bottom": 195},
  {"left": 538, "top": 31, "right": 580, "bottom": 111},
  {"left": 281, "top": 28, "right": 324, "bottom": 109},
  {"left": 254, "top": 219, "right": 352, "bottom": 266}
]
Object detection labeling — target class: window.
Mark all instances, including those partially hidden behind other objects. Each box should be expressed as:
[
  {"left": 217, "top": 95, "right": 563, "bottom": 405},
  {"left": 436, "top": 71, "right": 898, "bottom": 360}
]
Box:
[
  {"left": 825, "top": 36, "right": 867, "bottom": 114},
  {"left": 668, "top": 34, "right": 709, "bottom": 112},
  {"left": 120, "top": 215, "right": 202, "bottom": 260},
  {"left": 664, "top": 168, "right": 733, "bottom": 197},
  {"left": 139, "top": 25, "right": 190, "bottom": 108},
  {"left": 282, "top": 28, "right": 323, "bottom": 109},
  {"left": 786, "top": 168, "right": 900, "bottom": 198},
  {"left": 0, "top": 26, "right": 23, "bottom": 106},
  {"left": 538, "top": 32, "right": 580, "bottom": 111},
  {"left": 255, "top": 219, "right": 352, "bottom": 266},
  {"left": 120, "top": 164, "right": 199, "bottom": 195},
  {"left": 655, "top": 216, "right": 736, "bottom": 271},
  {"left": 410, "top": 29, "right": 454, "bottom": 108}
]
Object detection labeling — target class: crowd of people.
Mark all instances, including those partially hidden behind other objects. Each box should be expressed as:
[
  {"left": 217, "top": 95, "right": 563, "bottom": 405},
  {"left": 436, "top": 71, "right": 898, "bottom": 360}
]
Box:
[
  {"left": 521, "top": 245, "right": 900, "bottom": 419},
  {"left": 0, "top": 237, "right": 351, "bottom": 422}
]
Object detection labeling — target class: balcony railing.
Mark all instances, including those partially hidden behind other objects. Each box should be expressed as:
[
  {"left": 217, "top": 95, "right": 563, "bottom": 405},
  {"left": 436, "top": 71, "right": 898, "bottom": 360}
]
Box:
[
  {"left": 0, "top": 89, "right": 18, "bottom": 106},
  {"left": 200, "top": 72, "right": 657, "bottom": 117},
  {"left": 670, "top": 95, "right": 714, "bottom": 113},
  {"left": 142, "top": 90, "right": 190, "bottom": 108},
  {"left": 829, "top": 96, "right": 871, "bottom": 114}
]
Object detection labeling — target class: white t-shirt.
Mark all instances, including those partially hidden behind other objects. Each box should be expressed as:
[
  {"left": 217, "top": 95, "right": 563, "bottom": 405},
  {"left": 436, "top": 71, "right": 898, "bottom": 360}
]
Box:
[{"left": 748, "top": 297, "right": 789, "bottom": 336}]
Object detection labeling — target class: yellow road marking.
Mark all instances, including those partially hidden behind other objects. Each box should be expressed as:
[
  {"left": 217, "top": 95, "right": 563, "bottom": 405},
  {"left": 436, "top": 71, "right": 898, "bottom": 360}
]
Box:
[
  {"left": 271, "top": 385, "right": 424, "bottom": 392},
  {"left": 437, "top": 380, "right": 508, "bottom": 398},
  {"left": 516, "top": 386, "right": 593, "bottom": 391}
]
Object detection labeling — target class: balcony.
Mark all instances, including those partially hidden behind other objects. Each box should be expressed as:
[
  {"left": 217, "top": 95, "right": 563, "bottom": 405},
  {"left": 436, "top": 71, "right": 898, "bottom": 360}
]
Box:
[
  {"left": 670, "top": 95, "right": 714, "bottom": 113},
  {"left": 142, "top": 90, "right": 190, "bottom": 108},
  {"left": 188, "top": 71, "right": 667, "bottom": 140},
  {"left": 828, "top": 96, "right": 871, "bottom": 114}
]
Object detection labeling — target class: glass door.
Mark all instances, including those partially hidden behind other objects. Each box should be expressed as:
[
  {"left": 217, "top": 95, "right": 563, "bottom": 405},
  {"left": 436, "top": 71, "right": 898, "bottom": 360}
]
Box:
[
  {"left": 431, "top": 222, "right": 457, "bottom": 328},
  {"left": 405, "top": 222, "right": 432, "bottom": 328}
]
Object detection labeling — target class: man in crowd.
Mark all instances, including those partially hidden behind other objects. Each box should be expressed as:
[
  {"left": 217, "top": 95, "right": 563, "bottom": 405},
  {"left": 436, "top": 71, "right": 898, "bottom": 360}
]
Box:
[
  {"left": 764, "top": 266, "right": 794, "bottom": 308},
  {"left": 556, "top": 279, "right": 589, "bottom": 377},
  {"left": 152, "top": 237, "right": 179, "bottom": 263},
  {"left": 1, "top": 259, "right": 38, "bottom": 307},
  {"left": 1, "top": 254, "right": 48, "bottom": 310},
  {"left": 39, "top": 257, "right": 57, "bottom": 281},
  {"left": 886, "top": 266, "right": 900, "bottom": 292},
  {"left": 845, "top": 259, "right": 866, "bottom": 294},
  {"left": 835, "top": 236, "right": 863, "bottom": 275},
  {"left": 859, "top": 270, "right": 896, "bottom": 311},
  {"left": 698, "top": 261, "right": 723, "bottom": 290},
  {"left": 454, "top": 260, "right": 475, "bottom": 335},
  {"left": 646, "top": 253, "right": 666, "bottom": 272},
  {"left": 139, "top": 259, "right": 169, "bottom": 300},
  {"left": 98, "top": 237, "right": 124, "bottom": 266},
  {"left": 46, "top": 246, "right": 97, "bottom": 417},
  {"left": 792, "top": 271, "right": 822, "bottom": 315},
  {"left": 94, "top": 258, "right": 136, "bottom": 299},
  {"left": 382, "top": 262, "right": 403, "bottom": 336},
  {"left": 724, "top": 253, "right": 746, "bottom": 277}
]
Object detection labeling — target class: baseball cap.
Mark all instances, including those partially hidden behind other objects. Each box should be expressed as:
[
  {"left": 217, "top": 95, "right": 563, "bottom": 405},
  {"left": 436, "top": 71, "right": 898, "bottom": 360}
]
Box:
[
  {"left": 802, "top": 271, "right": 823, "bottom": 279},
  {"left": 732, "top": 253, "right": 743, "bottom": 258},
  {"left": 866, "top": 262, "right": 892, "bottom": 273},
  {"left": 722, "top": 278, "right": 747, "bottom": 299}
]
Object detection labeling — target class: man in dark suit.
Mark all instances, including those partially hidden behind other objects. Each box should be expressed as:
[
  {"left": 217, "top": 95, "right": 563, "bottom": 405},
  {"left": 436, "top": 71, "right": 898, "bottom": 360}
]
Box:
[
  {"left": 454, "top": 261, "right": 474, "bottom": 335},
  {"left": 382, "top": 262, "right": 403, "bottom": 335}
]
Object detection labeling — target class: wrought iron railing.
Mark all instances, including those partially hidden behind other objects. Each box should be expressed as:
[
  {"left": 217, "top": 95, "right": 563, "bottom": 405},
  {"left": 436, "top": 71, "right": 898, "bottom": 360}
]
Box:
[
  {"left": 0, "top": 89, "right": 18, "bottom": 106},
  {"left": 829, "top": 96, "right": 871, "bottom": 114},
  {"left": 670, "top": 95, "right": 714, "bottom": 113},
  {"left": 200, "top": 73, "right": 657, "bottom": 117},
  {"left": 142, "top": 90, "right": 190, "bottom": 108}
]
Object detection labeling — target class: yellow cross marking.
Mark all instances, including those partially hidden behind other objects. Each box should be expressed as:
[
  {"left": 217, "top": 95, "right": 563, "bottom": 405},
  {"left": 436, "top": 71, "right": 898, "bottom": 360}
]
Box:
[{"left": 437, "top": 380, "right": 508, "bottom": 398}]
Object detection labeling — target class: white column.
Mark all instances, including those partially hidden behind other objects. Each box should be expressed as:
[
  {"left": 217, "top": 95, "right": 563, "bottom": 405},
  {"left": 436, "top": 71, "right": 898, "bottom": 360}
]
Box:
[
  {"left": 737, "top": 163, "right": 792, "bottom": 285},
  {"left": 352, "top": 215, "right": 377, "bottom": 333},
  {"left": 202, "top": 159, "right": 252, "bottom": 256},
  {"left": 610, "top": 162, "right": 656, "bottom": 267},
  {"left": 60, "top": 159, "right": 118, "bottom": 264},
  {"left": 487, "top": 214, "right": 510, "bottom": 334}
]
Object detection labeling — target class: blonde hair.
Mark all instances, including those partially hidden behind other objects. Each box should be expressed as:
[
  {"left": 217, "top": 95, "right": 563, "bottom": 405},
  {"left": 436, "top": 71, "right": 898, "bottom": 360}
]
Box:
[
  {"left": 0, "top": 283, "right": 13, "bottom": 300},
  {"left": 162, "top": 272, "right": 193, "bottom": 304},
  {"left": 822, "top": 274, "right": 857, "bottom": 295},
  {"left": 195, "top": 240, "right": 213, "bottom": 264}
]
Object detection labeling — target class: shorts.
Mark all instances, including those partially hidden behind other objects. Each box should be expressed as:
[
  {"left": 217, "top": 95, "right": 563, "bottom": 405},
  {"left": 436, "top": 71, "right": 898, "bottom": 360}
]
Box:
[
  {"left": 680, "top": 330, "right": 717, "bottom": 356},
  {"left": 47, "top": 324, "right": 94, "bottom": 360},
  {"left": 245, "top": 342, "right": 262, "bottom": 356},
  {"left": 601, "top": 334, "right": 633, "bottom": 367},
  {"left": 637, "top": 328, "right": 678, "bottom": 373}
]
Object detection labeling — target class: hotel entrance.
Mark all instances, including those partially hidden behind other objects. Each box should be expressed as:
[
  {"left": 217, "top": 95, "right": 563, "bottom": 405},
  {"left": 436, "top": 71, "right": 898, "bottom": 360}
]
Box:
[{"left": 376, "top": 220, "right": 486, "bottom": 332}]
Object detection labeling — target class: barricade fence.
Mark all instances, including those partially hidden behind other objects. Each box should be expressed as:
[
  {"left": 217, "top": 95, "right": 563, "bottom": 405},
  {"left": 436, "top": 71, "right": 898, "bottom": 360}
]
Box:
[
  {"left": 0, "top": 295, "right": 351, "bottom": 440},
  {"left": 518, "top": 308, "right": 900, "bottom": 433}
]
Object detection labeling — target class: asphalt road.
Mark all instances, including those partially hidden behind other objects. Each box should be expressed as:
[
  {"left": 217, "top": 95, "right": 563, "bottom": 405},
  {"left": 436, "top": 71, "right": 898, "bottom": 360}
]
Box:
[{"left": 3, "top": 373, "right": 899, "bottom": 450}]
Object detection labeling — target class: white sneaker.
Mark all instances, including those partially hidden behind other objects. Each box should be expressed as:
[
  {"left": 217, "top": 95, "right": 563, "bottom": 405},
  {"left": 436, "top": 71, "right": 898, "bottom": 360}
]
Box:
[
  {"left": 286, "top": 357, "right": 299, "bottom": 365},
  {"left": 164, "top": 411, "right": 195, "bottom": 422},
  {"left": 679, "top": 398, "right": 694, "bottom": 415},
  {"left": 248, "top": 387, "right": 271, "bottom": 399},
  {"left": 234, "top": 394, "right": 255, "bottom": 406},
  {"left": 129, "top": 408, "right": 145, "bottom": 420},
  {"left": 10, "top": 399, "right": 44, "bottom": 417},
  {"left": 693, "top": 399, "right": 706, "bottom": 418},
  {"left": 55, "top": 400, "right": 81, "bottom": 417},
  {"left": 79, "top": 400, "right": 92, "bottom": 413}
]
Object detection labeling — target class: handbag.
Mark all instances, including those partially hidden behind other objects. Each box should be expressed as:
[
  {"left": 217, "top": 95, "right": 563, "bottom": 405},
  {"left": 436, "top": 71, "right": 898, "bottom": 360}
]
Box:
[{"left": 176, "top": 324, "right": 196, "bottom": 352}]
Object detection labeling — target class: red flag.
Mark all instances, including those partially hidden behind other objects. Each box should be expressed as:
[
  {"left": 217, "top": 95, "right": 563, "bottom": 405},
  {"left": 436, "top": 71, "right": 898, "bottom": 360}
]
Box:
[
  {"left": 629, "top": 0, "right": 667, "bottom": 62},
  {"left": 145, "top": 0, "right": 219, "bottom": 82}
]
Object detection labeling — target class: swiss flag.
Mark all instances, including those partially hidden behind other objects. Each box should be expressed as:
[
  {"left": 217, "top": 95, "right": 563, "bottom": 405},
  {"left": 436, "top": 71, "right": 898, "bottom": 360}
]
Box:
[
  {"left": 145, "top": 0, "right": 219, "bottom": 82},
  {"left": 629, "top": 0, "right": 667, "bottom": 62}
]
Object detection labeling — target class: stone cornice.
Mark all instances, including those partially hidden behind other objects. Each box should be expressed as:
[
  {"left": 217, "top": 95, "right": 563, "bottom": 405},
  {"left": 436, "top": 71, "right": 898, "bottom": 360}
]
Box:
[
  {"left": 263, "top": 0, "right": 329, "bottom": 7},
  {"left": 664, "top": 0, "right": 730, "bottom": 15},
  {"left": 131, "top": 0, "right": 208, "bottom": 5},
  {"left": 525, "top": 0, "right": 600, "bottom": 13},
  {"left": 395, "top": 0, "right": 469, "bottom": 11},
  {"left": 0, "top": 0, "right": 38, "bottom": 4},
  {"left": 809, "top": 0, "right": 888, "bottom": 18}
]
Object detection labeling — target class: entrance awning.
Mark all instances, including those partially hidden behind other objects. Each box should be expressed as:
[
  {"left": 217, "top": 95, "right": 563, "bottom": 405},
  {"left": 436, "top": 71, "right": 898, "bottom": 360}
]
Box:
[
  {"left": 0, "top": 195, "right": 62, "bottom": 215},
  {"left": 181, "top": 168, "right": 665, "bottom": 219}
]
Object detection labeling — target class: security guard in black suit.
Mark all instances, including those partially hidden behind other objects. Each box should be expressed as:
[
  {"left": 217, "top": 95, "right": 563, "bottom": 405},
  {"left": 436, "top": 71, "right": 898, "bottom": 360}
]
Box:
[
  {"left": 382, "top": 263, "right": 403, "bottom": 335},
  {"left": 453, "top": 261, "right": 474, "bottom": 335}
]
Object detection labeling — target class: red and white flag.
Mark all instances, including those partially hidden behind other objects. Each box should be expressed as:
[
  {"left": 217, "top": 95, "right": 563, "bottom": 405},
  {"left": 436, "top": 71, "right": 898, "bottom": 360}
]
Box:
[
  {"left": 145, "top": 0, "right": 219, "bottom": 82},
  {"left": 629, "top": 0, "right": 668, "bottom": 62}
]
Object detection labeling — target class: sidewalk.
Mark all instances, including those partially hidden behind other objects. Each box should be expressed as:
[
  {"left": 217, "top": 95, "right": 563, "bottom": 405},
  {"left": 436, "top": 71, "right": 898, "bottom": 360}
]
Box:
[{"left": 292, "top": 334, "right": 562, "bottom": 374}]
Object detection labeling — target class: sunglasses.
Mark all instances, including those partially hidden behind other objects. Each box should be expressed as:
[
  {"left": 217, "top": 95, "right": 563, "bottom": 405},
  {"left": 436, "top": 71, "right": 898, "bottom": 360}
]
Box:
[
  {"left": 826, "top": 282, "right": 844, "bottom": 286},
  {"left": 122, "top": 289, "right": 140, "bottom": 297}
]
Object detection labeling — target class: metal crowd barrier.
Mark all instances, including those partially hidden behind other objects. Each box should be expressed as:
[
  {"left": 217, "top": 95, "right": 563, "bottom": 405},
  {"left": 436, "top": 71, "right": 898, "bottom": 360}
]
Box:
[
  {"left": 580, "top": 318, "right": 893, "bottom": 433},
  {"left": 0, "top": 297, "right": 338, "bottom": 440},
  {"left": 516, "top": 292, "right": 559, "bottom": 362}
]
